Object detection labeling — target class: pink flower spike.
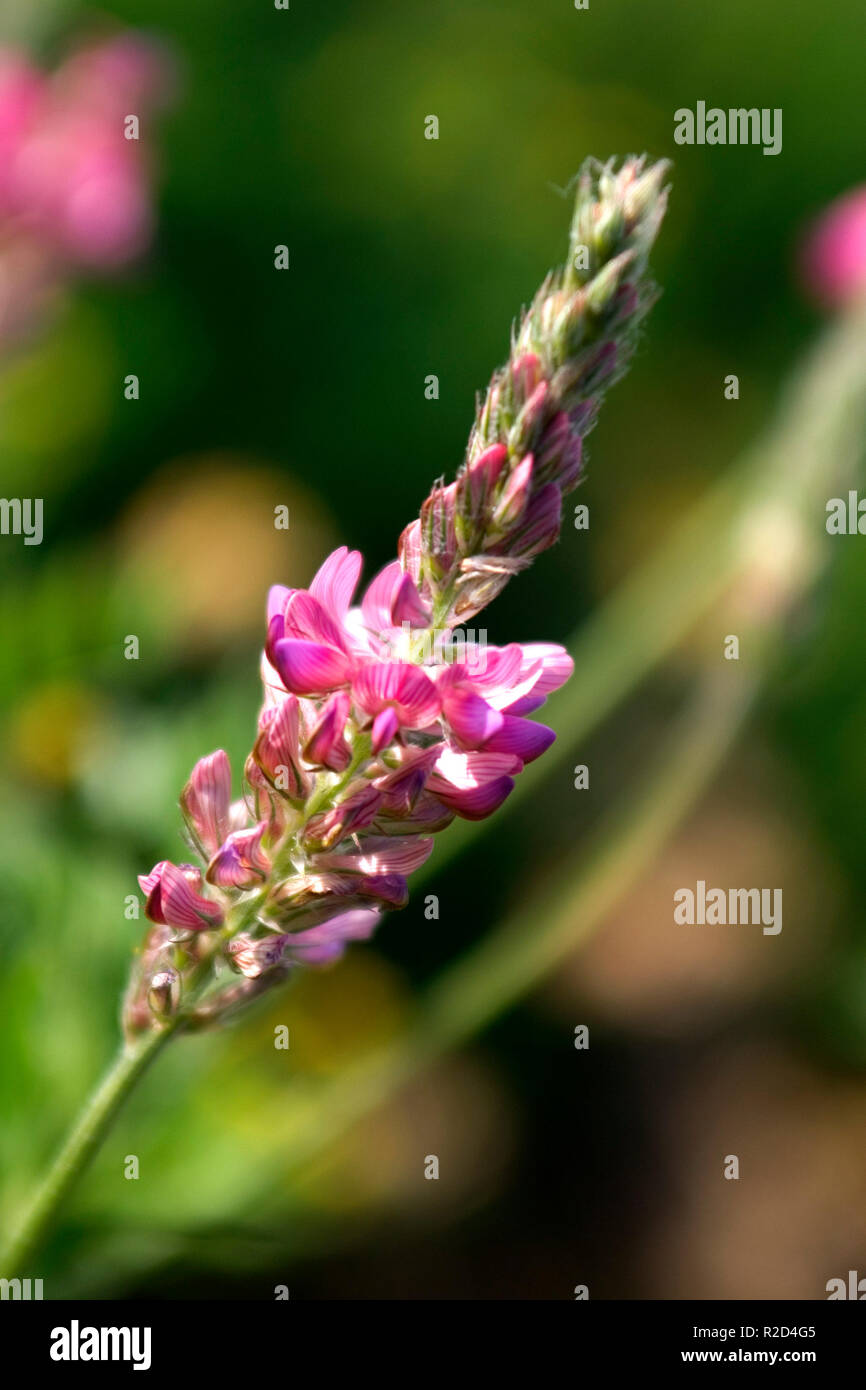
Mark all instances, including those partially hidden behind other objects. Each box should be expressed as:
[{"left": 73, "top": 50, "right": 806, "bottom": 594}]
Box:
[
  {"left": 139, "top": 861, "right": 223, "bottom": 930},
  {"left": 353, "top": 660, "right": 441, "bottom": 729},
  {"left": 371, "top": 706, "right": 399, "bottom": 753},
  {"left": 483, "top": 714, "right": 556, "bottom": 763},
  {"left": 180, "top": 750, "right": 232, "bottom": 856},
  {"left": 272, "top": 638, "right": 353, "bottom": 695},
  {"left": 309, "top": 546, "right": 363, "bottom": 618},
  {"left": 305, "top": 690, "right": 352, "bottom": 770},
  {"left": 207, "top": 823, "right": 271, "bottom": 889}
]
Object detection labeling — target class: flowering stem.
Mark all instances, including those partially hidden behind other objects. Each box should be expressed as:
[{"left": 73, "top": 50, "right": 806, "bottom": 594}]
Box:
[
  {"left": 0, "top": 1024, "right": 177, "bottom": 1278},
  {"left": 6, "top": 301, "right": 866, "bottom": 1278}
]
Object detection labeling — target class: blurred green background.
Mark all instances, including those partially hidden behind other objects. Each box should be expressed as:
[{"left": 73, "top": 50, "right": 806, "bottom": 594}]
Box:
[{"left": 2, "top": 0, "right": 866, "bottom": 1299}]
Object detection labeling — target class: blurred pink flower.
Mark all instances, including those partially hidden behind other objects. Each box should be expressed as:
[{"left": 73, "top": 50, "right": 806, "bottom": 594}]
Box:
[
  {"left": 0, "top": 33, "right": 173, "bottom": 345},
  {"left": 800, "top": 186, "right": 866, "bottom": 308}
]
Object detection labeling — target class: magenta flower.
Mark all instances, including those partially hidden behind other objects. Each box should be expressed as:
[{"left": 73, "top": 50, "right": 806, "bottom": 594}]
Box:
[{"left": 124, "top": 156, "right": 669, "bottom": 1037}]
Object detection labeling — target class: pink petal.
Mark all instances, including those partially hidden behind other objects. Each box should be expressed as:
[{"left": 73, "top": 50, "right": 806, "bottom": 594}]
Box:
[
  {"left": 283, "top": 907, "right": 381, "bottom": 966},
  {"left": 428, "top": 775, "right": 515, "bottom": 820},
  {"left": 501, "top": 693, "right": 548, "bottom": 716},
  {"left": 207, "top": 822, "right": 271, "bottom": 888},
  {"left": 507, "top": 481, "right": 561, "bottom": 557},
  {"left": 371, "top": 706, "right": 399, "bottom": 752},
  {"left": 265, "top": 612, "right": 286, "bottom": 669},
  {"left": 483, "top": 715, "right": 556, "bottom": 763},
  {"left": 375, "top": 792, "right": 455, "bottom": 835},
  {"left": 374, "top": 744, "right": 440, "bottom": 812},
  {"left": 305, "top": 691, "right": 351, "bottom": 770},
  {"left": 309, "top": 546, "right": 362, "bottom": 618},
  {"left": 431, "top": 747, "right": 522, "bottom": 787},
  {"left": 493, "top": 453, "right": 534, "bottom": 528},
  {"left": 228, "top": 933, "right": 290, "bottom": 978},
  {"left": 518, "top": 643, "right": 574, "bottom": 696},
  {"left": 304, "top": 783, "right": 383, "bottom": 847},
  {"left": 361, "top": 560, "right": 403, "bottom": 634},
  {"left": 266, "top": 584, "right": 292, "bottom": 623},
  {"left": 353, "top": 660, "right": 441, "bottom": 728},
  {"left": 272, "top": 639, "right": 352, "bottom": 695},
  {"left": 464, "top": 443, "right": 508, "bottom": 512},
  {"left": 283, "top": 590, "right": 350, "bottom": 652},
  {"left": 391, "top": 572, "right": 431, "bottom": 627},
  {"left": 315, "top": 835, "right": 434, "bottom": 876},
  {"left": 180, "top": 750, "right": 232, "bottom": 856},
  {"left": 139, "top": 861, "right": 223, "bottom": 930},
  {"left": 442, "top": 686, "right": 505, "bottom": 749},
  {"left": 253, "top": 696, "right": 308, "bottom": 796}
]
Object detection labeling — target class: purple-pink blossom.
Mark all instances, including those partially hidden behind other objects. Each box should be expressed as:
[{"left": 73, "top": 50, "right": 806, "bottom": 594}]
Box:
[{"left": 134, "top": 545, "right": 572, "bottom": 1001}]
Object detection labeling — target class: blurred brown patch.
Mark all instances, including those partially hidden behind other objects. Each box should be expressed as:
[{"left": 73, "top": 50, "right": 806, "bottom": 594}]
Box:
[
  {"left": 544, "top": 755, "right": 836, "bottom": 1034},
  {"left": 644, "top": 1041, "right": 866, "bottom": 1299},
  {"left": 116, "top": 453, "right": 336, "bottom": 652}
]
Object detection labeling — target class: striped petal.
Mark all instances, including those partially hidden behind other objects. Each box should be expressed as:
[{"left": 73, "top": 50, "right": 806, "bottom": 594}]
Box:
[
  {"left": 441, "top": 685, "right": 504, "bottom": 749},
  {"left": 139, "top": 860, "right": 223, "bottom": 930},
  {"left": 180, "top": 750, "right": 232, "bottom": 856},
  {"left": 353, "top": 660, "right": 441, "bottom": 728},
  {"left": 309, "top": 546, "right": 362, "bottom": 619}
]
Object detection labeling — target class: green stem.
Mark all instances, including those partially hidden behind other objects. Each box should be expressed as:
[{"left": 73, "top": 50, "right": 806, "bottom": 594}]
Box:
[{"left": 0, "top": 1024, "right": 176, "bottom": 1277}]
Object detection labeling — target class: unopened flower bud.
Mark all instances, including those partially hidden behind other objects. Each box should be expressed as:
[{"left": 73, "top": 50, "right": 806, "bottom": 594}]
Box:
[{"left": 148, "top": 969, "right": 180, "bottom": 1020}]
